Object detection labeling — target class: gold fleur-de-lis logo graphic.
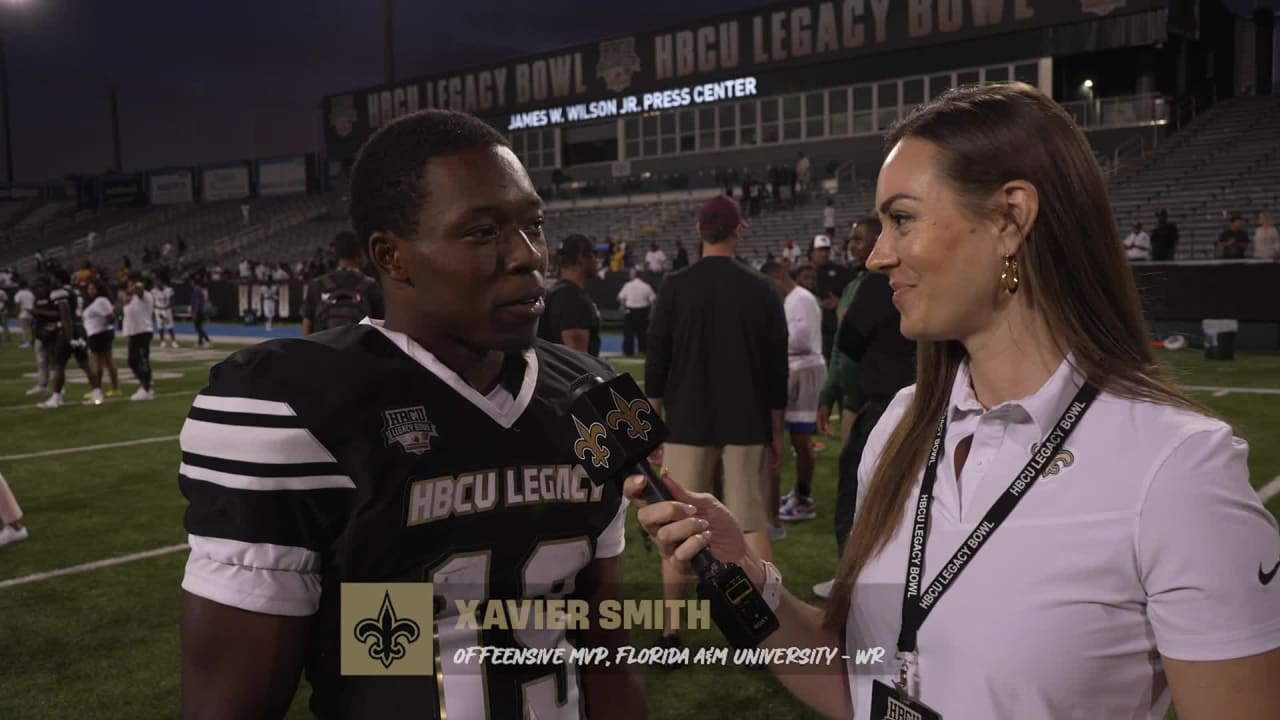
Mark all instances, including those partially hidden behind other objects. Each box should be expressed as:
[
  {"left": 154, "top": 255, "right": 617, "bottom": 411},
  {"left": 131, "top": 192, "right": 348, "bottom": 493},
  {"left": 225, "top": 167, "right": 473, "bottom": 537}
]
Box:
[
  {"left": 572, "top": 415, "right": 611, "bottom": 469},
  {"left": 353, "top": 591, "right": 421, "bottom": 669},
  {"left": 605, "top": 388, "right": 652, "bottom": 442},
  {"left": 1030, "top": 443, "right": 1075, "bottom": 477}
]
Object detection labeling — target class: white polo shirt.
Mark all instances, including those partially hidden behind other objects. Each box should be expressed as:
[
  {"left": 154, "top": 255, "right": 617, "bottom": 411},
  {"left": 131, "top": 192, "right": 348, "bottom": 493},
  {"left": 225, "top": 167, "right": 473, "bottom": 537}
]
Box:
[
  {"left": 617, "top": 278, "right": 656, "bottom": 310},
  {"left": 845, "top": 355, "right": 1280, "bottom": 719}
]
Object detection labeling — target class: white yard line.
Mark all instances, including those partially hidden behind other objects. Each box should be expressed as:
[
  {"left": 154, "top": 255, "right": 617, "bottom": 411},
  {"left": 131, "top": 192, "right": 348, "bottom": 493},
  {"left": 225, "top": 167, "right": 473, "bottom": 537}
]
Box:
[
  {"left": 1259, "top": 477, "right": 1280, "bottom": 505},
  {"left": 0, "top": 544, "right": 188, "bottom": 590},
  {"left": 0, "top": 389, "right": 195, "bottom": 413},
  {"left": 0, "top": 434, "right": 179, "bottom": 461},
  {"left": 1185, "top": 385, "right": 1280, "bottom": 396}
]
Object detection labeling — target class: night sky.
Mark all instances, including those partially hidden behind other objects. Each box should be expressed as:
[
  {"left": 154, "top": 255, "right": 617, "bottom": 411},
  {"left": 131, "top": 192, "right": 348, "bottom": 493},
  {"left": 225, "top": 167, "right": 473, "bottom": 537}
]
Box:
[{"left": 2, "top": 0, "right": 1266, "bottom": 184}]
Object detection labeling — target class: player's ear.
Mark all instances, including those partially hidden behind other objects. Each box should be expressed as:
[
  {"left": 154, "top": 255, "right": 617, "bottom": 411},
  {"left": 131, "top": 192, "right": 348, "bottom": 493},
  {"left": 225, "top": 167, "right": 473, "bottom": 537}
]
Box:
[{"left": 370, "top": 231, "right": 409, "bottom": 284}]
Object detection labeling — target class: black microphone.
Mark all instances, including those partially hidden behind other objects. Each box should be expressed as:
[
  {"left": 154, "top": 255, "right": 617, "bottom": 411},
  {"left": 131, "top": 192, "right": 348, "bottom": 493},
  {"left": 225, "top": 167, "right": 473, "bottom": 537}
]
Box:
[{"left": 565, "top": 373, "right": 779, "bottom": 649}]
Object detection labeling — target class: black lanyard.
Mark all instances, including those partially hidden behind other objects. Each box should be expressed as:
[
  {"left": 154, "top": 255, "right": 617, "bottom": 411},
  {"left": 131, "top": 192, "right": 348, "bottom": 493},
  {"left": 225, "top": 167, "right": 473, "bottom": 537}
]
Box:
[{"left": 897, "top": 381, "right": 1099, "bottom": 656}]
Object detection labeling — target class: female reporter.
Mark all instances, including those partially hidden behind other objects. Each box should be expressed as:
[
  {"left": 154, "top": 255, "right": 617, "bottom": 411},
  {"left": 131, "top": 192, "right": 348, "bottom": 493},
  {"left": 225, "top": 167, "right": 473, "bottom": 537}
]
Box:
[{"left": 627, "top": 83, "right": 1280, "bottom": 720}]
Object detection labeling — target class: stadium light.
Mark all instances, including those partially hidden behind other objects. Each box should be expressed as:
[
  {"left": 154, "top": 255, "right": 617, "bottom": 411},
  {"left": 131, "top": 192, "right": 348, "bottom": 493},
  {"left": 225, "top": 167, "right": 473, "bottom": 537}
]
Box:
[{"left": 1083, "top": 79, "right": 1094, "bottom": 89}]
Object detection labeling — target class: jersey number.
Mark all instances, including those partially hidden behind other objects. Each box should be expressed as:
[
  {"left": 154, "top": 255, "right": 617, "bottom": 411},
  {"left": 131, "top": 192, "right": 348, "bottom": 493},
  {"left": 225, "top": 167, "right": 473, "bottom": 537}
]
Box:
[{"left": 428, "top": 538, "right": 592, "bottom": 720}]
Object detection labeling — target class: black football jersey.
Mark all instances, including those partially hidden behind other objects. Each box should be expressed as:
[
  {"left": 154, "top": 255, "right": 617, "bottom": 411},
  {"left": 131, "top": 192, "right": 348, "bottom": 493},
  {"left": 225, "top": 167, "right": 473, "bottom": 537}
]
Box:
[{"left": 178, "top": 322, "right": 627, "bottom": 720}]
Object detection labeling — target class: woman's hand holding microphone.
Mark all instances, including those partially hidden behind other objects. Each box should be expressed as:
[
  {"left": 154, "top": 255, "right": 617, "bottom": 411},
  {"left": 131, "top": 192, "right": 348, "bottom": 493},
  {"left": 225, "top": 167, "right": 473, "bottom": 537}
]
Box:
[{"left": 623, "top": 470, "right": 766, "bottom": 590}]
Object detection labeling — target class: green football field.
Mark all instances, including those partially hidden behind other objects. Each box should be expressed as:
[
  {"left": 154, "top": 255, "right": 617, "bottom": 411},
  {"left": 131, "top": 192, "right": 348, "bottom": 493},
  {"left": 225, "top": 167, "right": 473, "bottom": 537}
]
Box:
[{"left": 0, "top": 336, "right": 1276, "bottom": 719}]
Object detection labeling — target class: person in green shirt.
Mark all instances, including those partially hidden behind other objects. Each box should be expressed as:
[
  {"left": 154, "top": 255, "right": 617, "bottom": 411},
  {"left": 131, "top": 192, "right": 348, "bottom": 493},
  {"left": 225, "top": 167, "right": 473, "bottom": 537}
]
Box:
[{"left": 809, "top": 216, "right": 880, "bottom": 598}]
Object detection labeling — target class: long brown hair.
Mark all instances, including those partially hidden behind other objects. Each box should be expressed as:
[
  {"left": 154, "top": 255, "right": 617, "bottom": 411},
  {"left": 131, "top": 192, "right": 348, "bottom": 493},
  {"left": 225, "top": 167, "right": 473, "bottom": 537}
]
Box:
[{"left": 823, "top": 83, "right": 1211, "bottom": 630}]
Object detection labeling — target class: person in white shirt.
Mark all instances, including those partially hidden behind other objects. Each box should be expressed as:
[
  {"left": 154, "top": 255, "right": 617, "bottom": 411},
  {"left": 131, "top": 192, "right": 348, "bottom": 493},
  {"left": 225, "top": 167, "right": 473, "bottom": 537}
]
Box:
[
  {"left": 644, "top": 242, "right": 667, "bottom": 274},
  {"left": 781, "top": 239, "right": 801, "bottom": 266},
  {"left": 152, "top": 277, "right": 178, "bottom": 348},
  {"left": 83, "top": 280, "right": 120, "bottom": 401},
  {"left": 271, "top": 263, "right": 292, "bottom": 317},
  {"left": 1124, "top": 221, "right": 1151, "bottom": 261},
  {"left": 823, "top": 197, "right": 837, "bottom": 237},
  {"left": 1253, "top": 213, "right": 1279, "bottom": 260},
  {"left": 238, "top": 258, "right": 252, "bottom": 315},
  {"left": 626, "top": 83, "right": 1280, "bottom": 720},
  {"left": 616, "top": 269, "right": 656, "bottom": 356},
  {"left": 122, "top": 280, "right": 156, "bottom": 400},
  {"left": 762, "top": 261, "right": 827, "bottom": 524},
  {"left": 14, "top": 281, "right": 35, "bottom": 348}
]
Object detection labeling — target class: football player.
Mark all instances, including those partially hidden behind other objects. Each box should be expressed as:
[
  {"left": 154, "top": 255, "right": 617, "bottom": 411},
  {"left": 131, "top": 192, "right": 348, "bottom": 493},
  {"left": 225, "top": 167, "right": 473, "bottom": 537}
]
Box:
[
  {"left": 33, "top": 270, "right": 98, "bottom": 409},
  {"left": 178, "top": 110, "right": 644, "bottom": 719}
]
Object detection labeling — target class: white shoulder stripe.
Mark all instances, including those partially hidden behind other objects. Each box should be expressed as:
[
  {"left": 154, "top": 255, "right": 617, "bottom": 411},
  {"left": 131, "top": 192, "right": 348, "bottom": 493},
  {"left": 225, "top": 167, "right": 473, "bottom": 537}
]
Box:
[
  {"left": 180, "top": 462, "right": 355, "bottom": 491},
  {"left": 183, "top": 534, "right": 321, "bottom": 617},
  {"left": 180, "top": 419, "right": 337, "bottom": 465},
  {"left": 193, "top": 394, "right": 297, "bottom": 416}
]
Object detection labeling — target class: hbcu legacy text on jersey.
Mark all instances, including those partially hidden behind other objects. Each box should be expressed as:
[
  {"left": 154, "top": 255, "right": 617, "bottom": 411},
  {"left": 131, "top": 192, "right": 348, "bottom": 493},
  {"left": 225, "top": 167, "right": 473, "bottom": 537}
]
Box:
[{"left": 178, "top": 320, "right": 626, "bottom": 719}]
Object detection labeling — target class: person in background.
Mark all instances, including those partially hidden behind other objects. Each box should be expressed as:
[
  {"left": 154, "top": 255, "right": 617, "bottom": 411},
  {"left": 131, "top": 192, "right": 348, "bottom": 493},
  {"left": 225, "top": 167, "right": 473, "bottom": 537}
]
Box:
[
  {"left": 1253, "top": 213, "right": 1279, "bottom": 260},
  {"left": 1151, "top": 209, "right": 1179, "bottom": 261},
  {"left": 781, "top": 239, "right": 801, "bottom": 266},
  {"left": 35, "top": 271, "right": 97, "bottom": 409},
  {"left": 796, "top": 152, "right": 811, "bottom": 200},
  {"left": 1124, "top": 221, "right": 1151, "bottom": 262},
  {"left": 811, "top": 234, "right": 853, "bottom": 361},
  {"left": 15, "top": 278, "right": 34, "bottom": 348},
  {"left": 609, "top": 241, "right": 625, "bottom": 272},
  {"left": 645, "top": 241, "right": 667, "bottom": 275},
  {"left": 271, "top": 262, "right": 292, "bottom": 317},
  {"left": 190, "top": 277, "right": 211, "bottom": 348},
  {"left": 0, "top": 470, "right": 28, "bottom": 547},
  {"left": 83, "top": 279, "right": 121, "bottom": 401},
  {"left": 823, "top": 197, "right": 837, "bottom": 239},
  {"left": 810, "top": 216, "right": 882, "bottom": 598},
  {"left": 644, "top": 194, "right": 788, "bottom": 660},
  {"left": 616, "top": 268, "right": 655, "bottom": 356},
  {"left": 262, "top": 282, "right": 278, "bottom": 332},
  {"left": 1218, "top": 215, "right": 1249, "bottom": 259},
  {"left": 122, "top": 278, "right": 155, "bottom": 401},
  {"left": 672, "top": 240, "right": 690, "bottom": 270},
  {"left": 153, "top": 274, "right": 178, "bottom": 349},
  {"left": 299, "top": 232, "right": 381, "bottom": 335},
  {"left": 762, "top": 260, "right": 827, "bottom": 526},
  {"left": 538, "top": 234, "right": 600, "bottom": 356}
]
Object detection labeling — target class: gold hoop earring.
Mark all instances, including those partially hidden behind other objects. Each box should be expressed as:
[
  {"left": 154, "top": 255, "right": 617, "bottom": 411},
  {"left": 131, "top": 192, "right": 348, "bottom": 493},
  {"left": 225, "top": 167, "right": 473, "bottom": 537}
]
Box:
[{"left": 1000, "top": 256, "right": 1020, "bottom": 295}]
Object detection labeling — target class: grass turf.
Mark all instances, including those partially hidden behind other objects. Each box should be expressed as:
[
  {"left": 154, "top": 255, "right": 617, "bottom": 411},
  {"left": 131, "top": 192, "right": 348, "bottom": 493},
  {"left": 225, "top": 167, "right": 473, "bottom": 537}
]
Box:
[{"left": 0, "top": 342, "right": 1276, "bottom": 719}]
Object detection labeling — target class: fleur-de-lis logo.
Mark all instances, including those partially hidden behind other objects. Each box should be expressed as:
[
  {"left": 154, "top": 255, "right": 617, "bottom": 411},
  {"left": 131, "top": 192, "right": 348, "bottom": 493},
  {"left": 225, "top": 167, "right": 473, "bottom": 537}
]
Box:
[
  {"left": 605, "top": 388, "right": 652, "bottom": 442},
  {"left": 1030, "top": 443, "right": 1075, "bottom": 477},
  {"left": 353, "top": 591, "right": 421, "bottom": 669},
  {"left": 572, "top": 415, "right": 611, "bottom": 469}
]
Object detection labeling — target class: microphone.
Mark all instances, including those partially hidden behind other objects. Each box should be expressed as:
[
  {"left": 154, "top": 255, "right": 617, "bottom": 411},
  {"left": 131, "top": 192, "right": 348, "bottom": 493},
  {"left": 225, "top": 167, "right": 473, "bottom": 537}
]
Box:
[{"left": 564, "top": 373, "right": 779, "bottom": 649}]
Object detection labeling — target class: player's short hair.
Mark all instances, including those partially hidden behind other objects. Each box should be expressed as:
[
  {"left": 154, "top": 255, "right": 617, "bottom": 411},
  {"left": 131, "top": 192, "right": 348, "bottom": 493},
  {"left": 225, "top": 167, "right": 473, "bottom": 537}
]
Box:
[
  {"left": 332, "top": 231, "right": 361, "bottom": 261},
  {"left": 349, "top": 109, "right": 510, "bottom": 258}
]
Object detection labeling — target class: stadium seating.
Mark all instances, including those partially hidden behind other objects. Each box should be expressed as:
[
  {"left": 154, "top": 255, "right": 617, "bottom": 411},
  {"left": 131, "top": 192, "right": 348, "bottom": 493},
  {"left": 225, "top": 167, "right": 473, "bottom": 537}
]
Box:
[{"left": 1108, "top": 95, "right": 1280, "bottom": 258}]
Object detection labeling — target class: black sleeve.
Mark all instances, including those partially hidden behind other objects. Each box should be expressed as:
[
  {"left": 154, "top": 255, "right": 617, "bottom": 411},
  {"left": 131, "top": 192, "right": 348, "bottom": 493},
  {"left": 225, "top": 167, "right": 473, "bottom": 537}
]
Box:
[
  {"left": 644, "top": 281, "right": 674, "bottom": 399},
  {"left": 762, "top": 286, "right": 789, "bottom": 411},
  {"left": 838, "top": 274, "right": 893, "bottom": 362}
]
